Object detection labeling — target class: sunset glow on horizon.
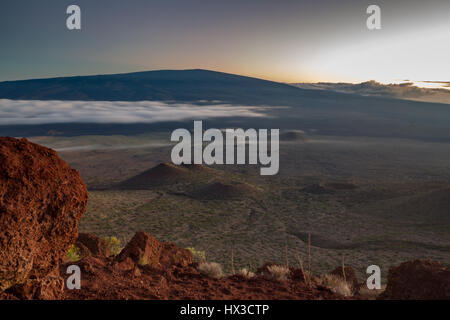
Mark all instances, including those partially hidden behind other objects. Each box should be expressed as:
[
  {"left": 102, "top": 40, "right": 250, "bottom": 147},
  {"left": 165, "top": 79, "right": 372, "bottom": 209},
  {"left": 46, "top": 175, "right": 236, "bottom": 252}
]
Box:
[{"left": 1, "top": 0, "right": 449, "bottom": 87}]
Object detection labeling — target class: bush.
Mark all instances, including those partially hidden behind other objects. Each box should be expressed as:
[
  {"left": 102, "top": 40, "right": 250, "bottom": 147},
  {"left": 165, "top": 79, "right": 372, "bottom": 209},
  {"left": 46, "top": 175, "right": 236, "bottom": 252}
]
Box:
[
  {"left": 318, "top": 274, "right": 353, "bottom": 297},
  {"left": 266, "top": 265, "right": 290, "bottom": 281},
  {"left": 238, "top": 268, "right": 255, "bottom": 279},
  {"left": 186, "top": 247, "right": 206, "bottom": 262},
  {"left": 66, "top": 244, "right": 81, "bottom": 262},
  {"left": 358, "top": 285, "right": 386, "bottom": 299},
  {"left": 103, "top": 236, "right": 122, "bottom": 255},
  {"left": 197, "top": 261, "right": 224, "bottom": 279}
]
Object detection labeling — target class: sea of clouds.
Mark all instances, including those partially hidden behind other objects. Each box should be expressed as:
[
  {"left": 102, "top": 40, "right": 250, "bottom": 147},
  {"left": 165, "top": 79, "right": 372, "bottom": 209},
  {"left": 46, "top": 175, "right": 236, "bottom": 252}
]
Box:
[
  {"left": 0, "top": 100, "right": 267, "bottom": 125},
  {"left": 291, "top": 81, "right": 450, "bottom": 104}
]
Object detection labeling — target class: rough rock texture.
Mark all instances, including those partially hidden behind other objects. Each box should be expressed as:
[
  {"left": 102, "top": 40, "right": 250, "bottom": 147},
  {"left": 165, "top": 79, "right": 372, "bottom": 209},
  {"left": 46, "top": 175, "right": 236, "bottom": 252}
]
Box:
[
  {"left": 330, "top": 266, "right": 359, "bottom": 289},
  {"left": 0, "top": 137, "right": 88, "bottom": 298},
  {"left": 62, "top": 233, "right": 347, "bottom": 300},
  {"left": 115, "top": 231, "right": 192, "bottom": 270},
  {"left": 5, "top": 269, "right": 64, "bottom": 300},
  {"left": 379, "top": 260, "right": 450, "bottom": 300},
  {"left": 76, "top": 233, "right": 110, "bottom": 257}
]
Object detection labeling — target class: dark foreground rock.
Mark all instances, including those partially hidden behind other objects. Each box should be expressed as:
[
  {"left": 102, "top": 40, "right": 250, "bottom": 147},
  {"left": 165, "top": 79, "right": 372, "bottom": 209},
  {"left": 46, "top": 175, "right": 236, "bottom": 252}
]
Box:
[
  {"left": 0, "top": 137, "right": 88, "bottom": 299},
  {"left": 379, "top": 260, "right": 450, "bottom": 300},
  {"left": 114, "top": 231, "right": 193, "bottom": 270},
  {"left": 76, "top": 233, "right": 111, "bottom": 258}
]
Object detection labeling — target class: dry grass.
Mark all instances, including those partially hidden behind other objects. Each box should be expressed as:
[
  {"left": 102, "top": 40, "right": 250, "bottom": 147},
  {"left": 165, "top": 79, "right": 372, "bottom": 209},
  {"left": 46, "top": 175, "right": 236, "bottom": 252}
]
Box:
[
  {"left": 358, "top": 285, "right": 386, "bottom": 300},
  {"left": 231, "top": 247, "right": 235, "bottom": 275},
  {"left": 266, "top": 265, "right": 291, "bottom": 281},
  {"left": 197, "top": 261, "right": 224, "bottom": 279},
  {"left": 318, "top": 274, "right": 353, "bottom": 297},
  {"left": 295, "top": 247, "right": 310, "bottom": 287},
  {"left": 237, "top": 268, "right": 255, "bottom": 279}
]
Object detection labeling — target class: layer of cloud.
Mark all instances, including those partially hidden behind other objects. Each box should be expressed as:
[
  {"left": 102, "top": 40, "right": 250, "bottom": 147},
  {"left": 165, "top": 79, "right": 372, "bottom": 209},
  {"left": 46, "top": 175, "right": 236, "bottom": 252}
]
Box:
[
  {"left": 291, "top": 81, "right": 450, "bottom": 104},
  {"left": 0, "top": 100, "right": 267, "bottom": 125}
]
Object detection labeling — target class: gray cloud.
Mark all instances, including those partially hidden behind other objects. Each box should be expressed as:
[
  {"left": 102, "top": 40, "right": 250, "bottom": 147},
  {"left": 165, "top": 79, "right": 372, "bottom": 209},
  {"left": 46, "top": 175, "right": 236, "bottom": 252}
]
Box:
[
  {"left": 0, "top": 100, "right": 267, "bottom": 125},
  {"left": 291, "top": 81, "right": 450, "bottom": 104}
]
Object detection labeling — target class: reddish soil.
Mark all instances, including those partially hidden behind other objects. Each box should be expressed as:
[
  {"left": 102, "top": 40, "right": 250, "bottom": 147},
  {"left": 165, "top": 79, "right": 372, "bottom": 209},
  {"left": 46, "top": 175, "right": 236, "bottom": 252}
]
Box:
[
  {"left": 61, "top": 256, "right": 344, "bottom": 300},
  {"left": 61, "top": 232, "right": 343, "bottom": 300}
]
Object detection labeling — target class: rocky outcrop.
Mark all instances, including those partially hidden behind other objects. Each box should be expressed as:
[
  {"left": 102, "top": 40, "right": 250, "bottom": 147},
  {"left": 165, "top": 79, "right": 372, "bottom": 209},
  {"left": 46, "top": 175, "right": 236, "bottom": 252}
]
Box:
[
  {"left": 0, "top": 137, "right": 88, "bottom": 299},
  {"left": 379, "top": 260, "right": 450, "bottom": 300},
  {"left": 114, "top": 231, "right": 192, "bottom": 270},
  {"left": 76, "top": 233, "right": 110, "bottom": 257}
]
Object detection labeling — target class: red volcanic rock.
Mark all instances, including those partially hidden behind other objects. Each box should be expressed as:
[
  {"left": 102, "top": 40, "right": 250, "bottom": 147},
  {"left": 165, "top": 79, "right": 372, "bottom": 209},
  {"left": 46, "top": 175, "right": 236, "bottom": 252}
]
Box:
[
  {"left": 379, "top": 260, "right": 450, "bottom": 300},
  {"left": 6, "top": 269, "right": 64, "bottom": 300},
  {"left": 76, "top": 233, "right": 110, "bottom": 257},
  {"left": 0, "top": 137, "right": 88, "bottom": 299},
  {"left": 115, "top": 231, "right": 193, "bottom": 270}
]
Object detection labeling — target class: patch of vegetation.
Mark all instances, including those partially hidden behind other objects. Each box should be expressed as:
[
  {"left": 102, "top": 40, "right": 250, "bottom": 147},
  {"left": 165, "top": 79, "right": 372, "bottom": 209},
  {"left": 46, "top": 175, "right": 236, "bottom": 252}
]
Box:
[
  {"left": 139, "top": 255, "right": 148, "bottom": 266},
  {"left": 197, "top": 261, "right": 224, "bottom": 279},
  {"left": 265, "top": 265, "right": 290, "bottom": 281},
  {"left": 186, "top": 247, "right": 206, "bottom": 262},
  {"left": 318, "top": 274, "right": 353, "bottom": 297},
  {"left": 104, "top": 236, "right": 122, "bottom": 255},
  {"left": 66, "top": 244, "right": 81, "bottom": 262}
]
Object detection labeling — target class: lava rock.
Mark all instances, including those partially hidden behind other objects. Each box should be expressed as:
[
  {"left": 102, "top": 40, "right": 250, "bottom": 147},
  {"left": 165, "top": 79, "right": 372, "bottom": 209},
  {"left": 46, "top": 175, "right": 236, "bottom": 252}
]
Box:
[{"left": 0, "top": 137, "right": 88, "bottom": 298}]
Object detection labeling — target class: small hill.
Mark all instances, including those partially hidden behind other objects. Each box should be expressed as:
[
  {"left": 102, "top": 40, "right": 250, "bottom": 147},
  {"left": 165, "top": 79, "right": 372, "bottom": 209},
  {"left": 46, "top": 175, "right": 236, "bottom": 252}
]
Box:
[
  {"left": 280, "top": 130, "right": 308, "bottom": 142},
  {"left": 117, "top": 163, "right": 190, "bottom": 189},
  {"left": 116, "top": 162, "right": 220, "bottom": 189},
  {"left": 190, "top": 182, "right": 261, "bottom": 200}
]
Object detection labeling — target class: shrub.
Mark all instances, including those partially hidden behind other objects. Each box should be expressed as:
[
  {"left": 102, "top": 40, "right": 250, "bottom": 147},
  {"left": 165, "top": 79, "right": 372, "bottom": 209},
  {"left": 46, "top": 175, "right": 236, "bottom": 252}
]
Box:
[
  {"left": 103, "top": 236, "right": 122, "bottom": 255},
  {"left": 238, "top": 268, "right": 255, "bottom": 279},
  {"left": 266, "top": 265, "right": 290, "bottom": 281},
  {"left": 66, "top": 244, "right": 81, "bottom": 262},
  {"left": 197, "top": 261, "right": 224, "bottom": 279},
  {"left": 358, "top": 285, "right": 386, "bottom": 299},
  {"left": 186, "top": 247, "right": 206, "bottom": 262},
  {"left": 318, "top": 274, "right": 353, "bottom": 297}
]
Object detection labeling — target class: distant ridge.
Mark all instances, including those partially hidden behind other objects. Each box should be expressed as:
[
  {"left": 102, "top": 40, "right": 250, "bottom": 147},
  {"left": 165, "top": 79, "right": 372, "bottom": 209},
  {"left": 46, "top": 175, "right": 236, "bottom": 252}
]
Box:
[
  {"left": 1, "top": 69, "right": 450, "bottom": 141},
  {"left": 0, "top": 69, "right": 313, "bottom": 104}
]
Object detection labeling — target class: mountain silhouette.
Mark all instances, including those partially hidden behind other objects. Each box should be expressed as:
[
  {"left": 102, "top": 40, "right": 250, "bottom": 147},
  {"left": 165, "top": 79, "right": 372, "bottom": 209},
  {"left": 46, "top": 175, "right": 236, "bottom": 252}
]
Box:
[
  {"left": 0, "top": 69, "right": 318, "bottom": 104},
  {"left": 1, "top": 69, "right": 450, "bottom": 141}
]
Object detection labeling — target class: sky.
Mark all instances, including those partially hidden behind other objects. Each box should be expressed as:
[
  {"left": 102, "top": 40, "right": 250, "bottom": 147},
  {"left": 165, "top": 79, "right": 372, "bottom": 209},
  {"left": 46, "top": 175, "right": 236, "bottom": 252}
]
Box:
[{"left": 1, "top": 0, "right": 449, "bottom": 86}]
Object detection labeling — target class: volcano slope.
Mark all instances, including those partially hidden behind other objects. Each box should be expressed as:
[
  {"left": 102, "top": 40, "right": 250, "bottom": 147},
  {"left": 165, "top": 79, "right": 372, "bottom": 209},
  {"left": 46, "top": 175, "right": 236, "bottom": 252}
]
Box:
[{"left": 43, "top": 133, "right": 450, "bottom": 282}]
